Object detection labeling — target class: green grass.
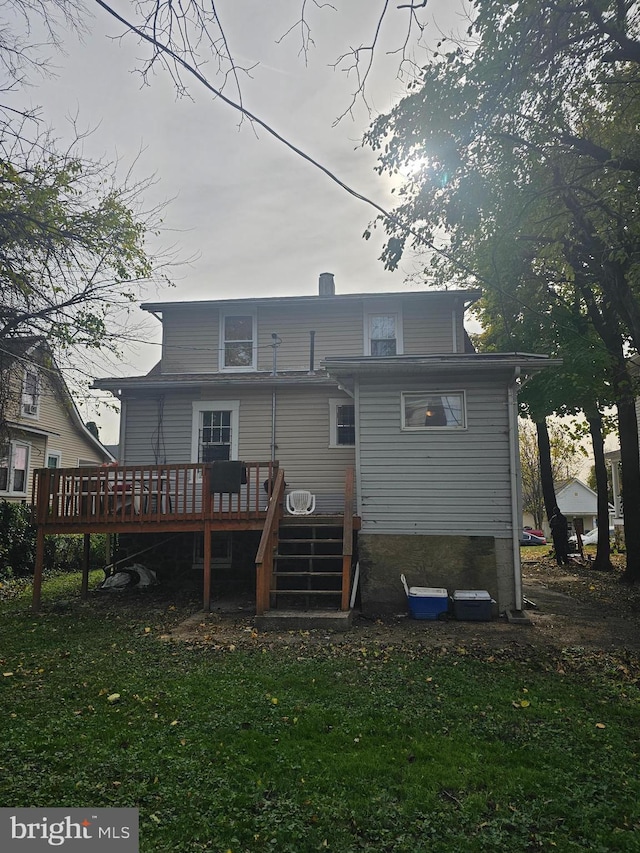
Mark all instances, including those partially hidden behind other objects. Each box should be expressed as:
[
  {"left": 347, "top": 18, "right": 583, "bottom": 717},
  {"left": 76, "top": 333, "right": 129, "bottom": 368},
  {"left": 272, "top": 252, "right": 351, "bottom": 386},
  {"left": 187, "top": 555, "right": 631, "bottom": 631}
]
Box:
[{"left": 1, "top": 574, "right": 639, "bottom": 852}]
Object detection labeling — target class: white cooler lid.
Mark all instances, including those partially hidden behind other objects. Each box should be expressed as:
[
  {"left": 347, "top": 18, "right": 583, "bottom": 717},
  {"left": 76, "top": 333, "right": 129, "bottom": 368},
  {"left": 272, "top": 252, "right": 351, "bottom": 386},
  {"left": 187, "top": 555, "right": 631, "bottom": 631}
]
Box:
[
  {"left": 409, "top": 586, "right": 448, "bottom": 597},
  {"left": 453, "top": 589, "right": 491, "bottom": 601}
]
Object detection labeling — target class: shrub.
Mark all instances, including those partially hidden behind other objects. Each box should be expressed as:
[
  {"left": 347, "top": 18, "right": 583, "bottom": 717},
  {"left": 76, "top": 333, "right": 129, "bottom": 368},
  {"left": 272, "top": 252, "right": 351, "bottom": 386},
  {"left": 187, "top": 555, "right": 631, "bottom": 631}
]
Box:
[
  {"left": 0, "top": 502, "right": 35, "bottom": 577},
  {"left": 0, "top": 501, "right": 107, "bottom": 579}
]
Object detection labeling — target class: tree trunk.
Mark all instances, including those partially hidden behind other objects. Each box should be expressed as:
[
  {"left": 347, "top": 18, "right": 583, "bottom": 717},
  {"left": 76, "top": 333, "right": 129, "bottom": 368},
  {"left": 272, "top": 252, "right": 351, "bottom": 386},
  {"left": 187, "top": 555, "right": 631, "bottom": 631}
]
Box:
[
  {"left": 587, "top": 410, "right": 614, "bottom": 571},
  {"left": 616, "top": 390, "right": 640, "bottom": 582},
  {"left": 536, "top": 419, "right": 558, "bottom": 520}
]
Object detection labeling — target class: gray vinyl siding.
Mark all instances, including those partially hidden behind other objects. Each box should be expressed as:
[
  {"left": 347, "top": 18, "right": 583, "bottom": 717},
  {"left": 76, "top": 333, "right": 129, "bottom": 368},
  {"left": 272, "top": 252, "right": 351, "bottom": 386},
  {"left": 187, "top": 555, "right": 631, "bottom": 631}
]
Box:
[
  {"left": 357, "top": 376, "right": 513, "bottom": 536},
  {"left": 256, "top": 303, "right": 363, "bottom": 371},
  {"left": 159, "top": 294, "right": 460, "bottom": 374},
  {"left": 270, "top": 387, "right": 355, "bottom": 503},
  {"left": 161, "top": 307, "right": 220, "bottom": 373},
  {"left": 121, "top": 386, "right": 355, "bottom": 506},
  {"left": 401, "top": 300, "right": 456, "bottom": 353}
]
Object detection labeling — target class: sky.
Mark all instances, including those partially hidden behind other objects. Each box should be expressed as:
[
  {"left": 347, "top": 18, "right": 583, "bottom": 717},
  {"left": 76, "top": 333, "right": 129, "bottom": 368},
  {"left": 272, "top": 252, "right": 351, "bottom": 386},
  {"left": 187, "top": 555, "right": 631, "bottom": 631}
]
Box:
[{"left": 11, "top": 0, "right": 470, "bottom": 443}]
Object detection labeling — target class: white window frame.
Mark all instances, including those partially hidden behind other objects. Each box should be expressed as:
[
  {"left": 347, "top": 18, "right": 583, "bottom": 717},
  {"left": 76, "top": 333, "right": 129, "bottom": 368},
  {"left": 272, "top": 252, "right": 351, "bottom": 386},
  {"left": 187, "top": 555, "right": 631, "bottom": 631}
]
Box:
[
  {"left": 46, "top": 450, "right": 62, "bottom": 469},
  {"left": 401, "top": 391, "right": 467, "bottom": 431},
  {"left": 364, "top": 306, "right": 404, "bottom": 356},
  {"left": 21, "top": 367, "right": 40, "bottom": 418},
  {"left": 219, "top": 310, "right": 257, "bottom": 371},
  {"left": 191, "top": 401, "right": 240, "bottom": 465},
  {"left": 329, "top": 398, "right": 356, "bottom": 448},
  {"left": 0, "top": 440, "right": 31, "bottom": 495}
]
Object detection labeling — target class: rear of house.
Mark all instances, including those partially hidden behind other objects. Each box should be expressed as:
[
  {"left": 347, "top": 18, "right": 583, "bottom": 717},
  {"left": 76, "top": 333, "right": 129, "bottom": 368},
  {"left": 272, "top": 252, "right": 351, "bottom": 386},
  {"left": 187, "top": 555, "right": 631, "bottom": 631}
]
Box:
[{"left": 93, "top": 276, "right": 556, "bottom": 615}]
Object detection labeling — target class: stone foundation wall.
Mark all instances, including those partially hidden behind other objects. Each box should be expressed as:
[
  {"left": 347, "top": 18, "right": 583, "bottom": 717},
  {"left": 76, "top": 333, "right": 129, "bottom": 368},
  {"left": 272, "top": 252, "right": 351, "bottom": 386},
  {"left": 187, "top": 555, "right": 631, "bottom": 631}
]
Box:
[{"left": 357, "top": 533, "right": 516, "bottom": 614}]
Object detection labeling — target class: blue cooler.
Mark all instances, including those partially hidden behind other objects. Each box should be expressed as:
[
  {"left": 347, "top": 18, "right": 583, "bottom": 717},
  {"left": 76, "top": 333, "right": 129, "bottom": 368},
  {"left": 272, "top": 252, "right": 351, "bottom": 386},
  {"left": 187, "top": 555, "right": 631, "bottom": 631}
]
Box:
[{"left": 401, "top": 574, "right": 448, "bottom": 620}]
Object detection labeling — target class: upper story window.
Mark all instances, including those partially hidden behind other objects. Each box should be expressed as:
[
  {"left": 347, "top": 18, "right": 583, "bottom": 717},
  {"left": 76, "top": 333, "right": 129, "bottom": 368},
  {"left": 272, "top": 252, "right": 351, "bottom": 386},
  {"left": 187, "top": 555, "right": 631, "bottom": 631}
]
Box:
[
  {"left": 366, "top": 309, "right": 403, "bottom": 356},
  {"left": 221, "top": 312, "right": 256, "bottom": 370},
  {"left": 22, "top": 368, "right": 39, "bottom": 417},
  {"left": 402, "top": 392, "right": 466, "bottom": 430}
]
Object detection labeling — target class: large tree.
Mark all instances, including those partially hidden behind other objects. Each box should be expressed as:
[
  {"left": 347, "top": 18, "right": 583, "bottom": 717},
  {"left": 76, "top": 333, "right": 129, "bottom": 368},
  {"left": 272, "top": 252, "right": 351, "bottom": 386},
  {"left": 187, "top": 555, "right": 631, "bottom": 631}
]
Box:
[
  {"left": 0, "top": 135, "right": 155, "bottom": 349},
  {"left": 363, "top": 1, "right": 640, "bottom": 579}
]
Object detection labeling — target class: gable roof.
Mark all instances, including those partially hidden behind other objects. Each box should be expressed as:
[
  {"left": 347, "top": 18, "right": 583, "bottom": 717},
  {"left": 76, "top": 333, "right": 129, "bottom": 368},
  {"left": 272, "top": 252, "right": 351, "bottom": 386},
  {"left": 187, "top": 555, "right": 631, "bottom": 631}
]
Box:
[
  {"left": 555, "top": 477, "right": 614, "bottom": 513},
  {"left": 1, "top": 337, "right": 115, "bottom": 462}
]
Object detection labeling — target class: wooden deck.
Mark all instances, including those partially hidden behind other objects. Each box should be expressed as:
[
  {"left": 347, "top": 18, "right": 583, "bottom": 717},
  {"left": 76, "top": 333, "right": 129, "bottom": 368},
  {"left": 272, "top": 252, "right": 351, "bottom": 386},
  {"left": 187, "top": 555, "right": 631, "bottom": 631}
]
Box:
[{"left": 31, "top": 462, "right": 358, "bottom": 616}]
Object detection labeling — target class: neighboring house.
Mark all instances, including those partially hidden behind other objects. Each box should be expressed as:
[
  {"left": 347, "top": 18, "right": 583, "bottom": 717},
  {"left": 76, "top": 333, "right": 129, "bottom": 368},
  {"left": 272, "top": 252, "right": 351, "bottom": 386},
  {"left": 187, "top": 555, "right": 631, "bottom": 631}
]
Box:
[
  {"left": 93, "top": 274, "right": 558, "bottom": 615},
  {"left": 0, "top": 337, "right": 114, "bottom": 502},
  {"left": 539, "top": 477, "right": 613, "bottom": 537}
]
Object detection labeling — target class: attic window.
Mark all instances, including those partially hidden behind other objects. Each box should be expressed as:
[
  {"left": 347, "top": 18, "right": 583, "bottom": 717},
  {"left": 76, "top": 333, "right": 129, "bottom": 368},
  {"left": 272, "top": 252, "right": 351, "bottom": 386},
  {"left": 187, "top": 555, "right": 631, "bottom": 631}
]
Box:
[
  {"left": 402, "top": 392, "right": 466, "bottom": 430},
  {"left": 22, "top": 369, "right": 39, "bottom": 417}
]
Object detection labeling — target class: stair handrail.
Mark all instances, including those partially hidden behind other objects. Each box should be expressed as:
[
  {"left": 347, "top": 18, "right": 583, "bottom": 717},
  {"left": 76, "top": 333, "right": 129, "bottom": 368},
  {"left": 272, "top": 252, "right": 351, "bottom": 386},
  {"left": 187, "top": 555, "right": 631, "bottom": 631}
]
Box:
[{"left": 255, "top": 468, "right": 285, "bottom": 615}]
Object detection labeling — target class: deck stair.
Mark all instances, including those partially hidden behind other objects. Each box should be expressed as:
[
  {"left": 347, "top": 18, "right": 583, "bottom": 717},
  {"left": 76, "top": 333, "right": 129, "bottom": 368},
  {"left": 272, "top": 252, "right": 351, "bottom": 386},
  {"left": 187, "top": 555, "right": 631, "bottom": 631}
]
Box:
[{"left": 271, "top": 520, "right": 346, "bottom": 609}]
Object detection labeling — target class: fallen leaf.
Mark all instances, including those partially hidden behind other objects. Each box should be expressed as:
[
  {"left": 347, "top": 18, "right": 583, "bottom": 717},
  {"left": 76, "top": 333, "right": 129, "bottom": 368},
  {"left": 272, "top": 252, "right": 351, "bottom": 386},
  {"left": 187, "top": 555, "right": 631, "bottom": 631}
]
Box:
[{"left": 107, "top": 693, "right": 121, "bottom": 704}]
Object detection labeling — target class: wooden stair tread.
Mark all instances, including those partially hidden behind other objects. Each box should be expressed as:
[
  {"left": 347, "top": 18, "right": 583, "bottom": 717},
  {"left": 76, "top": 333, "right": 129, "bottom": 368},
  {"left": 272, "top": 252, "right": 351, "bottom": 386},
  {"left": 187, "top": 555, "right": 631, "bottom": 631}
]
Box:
[
  {"left": 274, "top": 571, "right": 343, "bottom": 577},
  {"left": 278, "top": 538, "right": 343, "bottom": 544},
  {"left": 276, "top": 554, "right": 341, "bottom": 560},
  {"left": 271, "top": 589, "right": 341, "bottom": 596}
]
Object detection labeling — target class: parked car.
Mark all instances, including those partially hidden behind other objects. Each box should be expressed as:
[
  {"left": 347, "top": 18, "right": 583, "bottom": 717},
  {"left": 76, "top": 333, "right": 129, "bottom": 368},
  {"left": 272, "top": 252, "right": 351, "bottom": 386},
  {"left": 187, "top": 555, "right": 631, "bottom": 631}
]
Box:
[
  {"left": 520, "top": 530, "right": 547, "bottom": 546},
  {"left": 569, "top": 527, "right": 614, "bottom": 546},
  {"left": 524, "top": 527, "right": 546, "bottom": 539}
]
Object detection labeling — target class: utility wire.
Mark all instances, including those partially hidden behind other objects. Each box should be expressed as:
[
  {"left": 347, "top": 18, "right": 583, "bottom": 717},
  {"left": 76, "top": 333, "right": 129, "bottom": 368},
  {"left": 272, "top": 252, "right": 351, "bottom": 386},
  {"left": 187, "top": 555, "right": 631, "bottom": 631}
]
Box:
[{"left": 91, "top": 0, "right": 616, "bottom": 363}]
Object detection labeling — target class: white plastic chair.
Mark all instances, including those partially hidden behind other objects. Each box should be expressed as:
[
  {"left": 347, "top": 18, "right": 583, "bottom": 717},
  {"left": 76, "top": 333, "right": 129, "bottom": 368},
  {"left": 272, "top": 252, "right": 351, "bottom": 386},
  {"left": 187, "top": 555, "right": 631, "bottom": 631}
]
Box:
[{"left": 286, "top": 489, "right": 316, "bottom": 515}]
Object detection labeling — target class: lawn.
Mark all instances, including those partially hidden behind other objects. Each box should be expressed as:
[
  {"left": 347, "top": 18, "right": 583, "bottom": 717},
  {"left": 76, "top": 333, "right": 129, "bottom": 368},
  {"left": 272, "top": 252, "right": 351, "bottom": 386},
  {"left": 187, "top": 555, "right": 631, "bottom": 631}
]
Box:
[{"left": 1, "top": 572, "right": 639, "bottom": 852}]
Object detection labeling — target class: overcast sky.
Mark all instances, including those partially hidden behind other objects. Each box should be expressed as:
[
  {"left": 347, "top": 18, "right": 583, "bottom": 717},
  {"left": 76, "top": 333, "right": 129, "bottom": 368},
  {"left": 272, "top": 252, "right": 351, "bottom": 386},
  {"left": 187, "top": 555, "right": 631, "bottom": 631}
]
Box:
[{"left": 13, "top": 0, "right": 469, "bottom": 442}]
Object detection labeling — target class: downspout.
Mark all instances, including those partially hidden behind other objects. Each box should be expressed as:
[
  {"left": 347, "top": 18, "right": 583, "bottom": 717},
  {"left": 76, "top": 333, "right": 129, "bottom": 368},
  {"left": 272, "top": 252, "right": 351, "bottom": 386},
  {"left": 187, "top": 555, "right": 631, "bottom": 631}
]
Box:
[
  {"left": 452, "top": 302, "right": 459, "bottom": 353},
  {"left": 508, "top": 368, "right": 523, "bottom": 611},
  {"left": 270, "top": 334, "right": 279, "bottom": 463},
  {"left": 116, "top": 391, "right": 125, "bottom": 464}
]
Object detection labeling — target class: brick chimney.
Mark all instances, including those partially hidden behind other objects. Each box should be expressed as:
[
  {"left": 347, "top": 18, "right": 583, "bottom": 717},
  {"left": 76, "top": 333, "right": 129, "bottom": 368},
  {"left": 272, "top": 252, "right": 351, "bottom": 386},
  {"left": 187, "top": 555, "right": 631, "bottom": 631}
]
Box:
[{"left": 318, "top": 272, "right": 335, "bottom": 296}]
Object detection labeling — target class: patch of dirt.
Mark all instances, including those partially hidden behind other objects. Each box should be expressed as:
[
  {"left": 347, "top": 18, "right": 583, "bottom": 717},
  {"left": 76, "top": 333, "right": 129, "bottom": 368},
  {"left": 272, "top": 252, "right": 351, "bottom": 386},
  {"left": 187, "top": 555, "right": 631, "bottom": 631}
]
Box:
[{"left": 166, "top": 555, "right": 640, "bottom": 657}]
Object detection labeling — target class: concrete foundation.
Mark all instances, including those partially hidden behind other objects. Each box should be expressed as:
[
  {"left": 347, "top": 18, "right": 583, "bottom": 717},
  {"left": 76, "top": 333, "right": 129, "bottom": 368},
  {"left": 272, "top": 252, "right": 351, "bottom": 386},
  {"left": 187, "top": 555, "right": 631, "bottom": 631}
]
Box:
[
  {"left": 357, "top": 533, "right": 516, "bottom": 614},
  {"left": 256, "top": 609, "right": 353, "bottom": 632}
]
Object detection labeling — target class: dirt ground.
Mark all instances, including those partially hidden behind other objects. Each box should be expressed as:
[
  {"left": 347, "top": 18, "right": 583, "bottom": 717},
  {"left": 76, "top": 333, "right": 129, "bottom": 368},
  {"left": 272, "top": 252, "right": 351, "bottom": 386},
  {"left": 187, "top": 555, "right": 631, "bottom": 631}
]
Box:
[{"left": 167, "top": 554, "right": 640, "bottom": 657}]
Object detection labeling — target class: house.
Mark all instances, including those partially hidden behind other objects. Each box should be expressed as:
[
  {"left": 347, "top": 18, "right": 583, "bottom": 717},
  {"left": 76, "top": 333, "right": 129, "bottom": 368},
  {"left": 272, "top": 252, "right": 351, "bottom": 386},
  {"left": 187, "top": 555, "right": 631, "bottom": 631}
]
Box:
[
  {"left": 0, "top": 337, "right": 114, "bottom": 502},
  {"left": 524, "top": 477, "right": 615, "bottom": 538},
  {"left": 554, "top": 478, "right": 614, "bottom": 537},
  {"left": 85, "top": 274, "right": 557, "bottom": 617}
]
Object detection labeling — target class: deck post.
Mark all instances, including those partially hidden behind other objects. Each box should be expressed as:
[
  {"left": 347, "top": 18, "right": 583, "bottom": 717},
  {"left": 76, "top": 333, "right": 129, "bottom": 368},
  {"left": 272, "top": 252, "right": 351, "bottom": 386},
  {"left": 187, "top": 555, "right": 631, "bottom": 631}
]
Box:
[
  {"left": 32, "top": 526, "right": 45, "bottom": 613},
  {"left": 203, "top": 465, "right": 212, "bottom": 611},
  {"left": 81, "top": 533, "right": 91, "bottom": 599},
  {"left": 203, "top": 521, "right": 212, "bottom": 612}
]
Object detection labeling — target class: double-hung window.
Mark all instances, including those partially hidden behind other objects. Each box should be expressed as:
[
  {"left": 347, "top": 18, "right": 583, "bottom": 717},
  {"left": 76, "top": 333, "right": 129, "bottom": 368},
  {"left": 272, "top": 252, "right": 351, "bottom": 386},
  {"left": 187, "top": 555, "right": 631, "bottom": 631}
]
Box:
[
  {"left": 221, "top": 312, "right": 256, "bottom": 370},
  {"left": 22, "top": 368, "right": 39, "bottom": 417},
  {"left": 329, "top": 399, "right": 356, "bottom": 447},
  {"left": 365, "top": 307, "right": 403, "bottom": 356},
  {"left": 191, "top": 401, "right": 240, "bottom": 465},
  {"left": 0, "top": 442, "right": 30, "bottom": 494}
]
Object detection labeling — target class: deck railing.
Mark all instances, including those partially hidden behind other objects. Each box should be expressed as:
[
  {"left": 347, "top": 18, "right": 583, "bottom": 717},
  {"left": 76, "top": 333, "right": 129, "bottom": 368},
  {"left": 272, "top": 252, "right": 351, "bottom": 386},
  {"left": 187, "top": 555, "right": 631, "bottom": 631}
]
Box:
[
  {"left": 33, "top": 461, "right": 280, "bottom": 528},
  {"left": 254, "top": 468, "right": 286, "bottom": 616}
]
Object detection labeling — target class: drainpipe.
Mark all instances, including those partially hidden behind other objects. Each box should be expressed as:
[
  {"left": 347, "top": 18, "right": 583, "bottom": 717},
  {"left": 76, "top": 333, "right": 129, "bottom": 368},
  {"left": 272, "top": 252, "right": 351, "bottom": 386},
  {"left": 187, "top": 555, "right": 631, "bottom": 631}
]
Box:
[
  {"left": 309, "top": 331, "right": 316, "bottom": 374},
  {"left": 270, "top": 334, "right": 279, "bottom": 462},
  {"left": 508, "top": 368, "right": 523, "bottom": 612},
  {"left": 452, "top": 301, "right": 459, "bottom": 353}
]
